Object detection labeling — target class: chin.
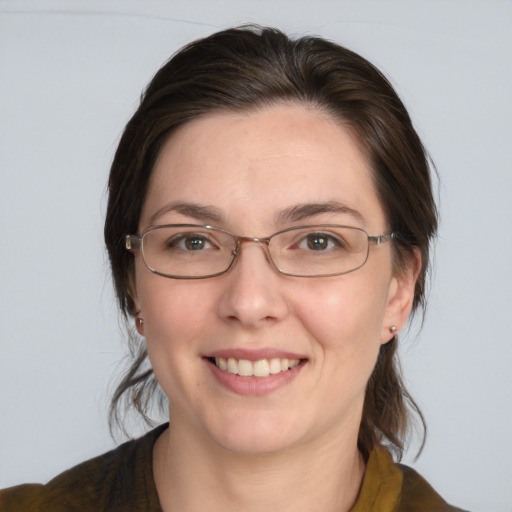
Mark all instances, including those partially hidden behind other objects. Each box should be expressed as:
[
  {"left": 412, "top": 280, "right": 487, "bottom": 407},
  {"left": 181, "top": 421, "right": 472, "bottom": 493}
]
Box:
[
  {"left": 204, "top": 413, "right": 307, "bottom": 456},
  {"left": 215, "top": 431, "right": 298, "bottom": 456}
]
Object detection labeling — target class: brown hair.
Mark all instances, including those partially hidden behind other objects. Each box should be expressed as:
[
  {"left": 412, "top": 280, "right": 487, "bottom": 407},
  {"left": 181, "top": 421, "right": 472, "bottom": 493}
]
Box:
[{"left": 105, "top": 25, "right": 437, "bottom": 459}]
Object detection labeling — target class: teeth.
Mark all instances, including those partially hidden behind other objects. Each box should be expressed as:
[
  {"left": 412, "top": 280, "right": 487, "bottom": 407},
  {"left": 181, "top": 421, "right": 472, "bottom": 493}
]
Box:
[
  {"left": 214, "top": 357, "right": 300, "bottom": 377},
  {"left": 238, "top": 359, "right": 253, "bottom": 377},
  {"left": 253, "top": 359, "right": 270, "bottom": 377},
  {"left": 227, "top": 358, "right": 237, "bottom": 374},
  {"left": 269, "top": 358, "right": 282, "bottom": 374}
]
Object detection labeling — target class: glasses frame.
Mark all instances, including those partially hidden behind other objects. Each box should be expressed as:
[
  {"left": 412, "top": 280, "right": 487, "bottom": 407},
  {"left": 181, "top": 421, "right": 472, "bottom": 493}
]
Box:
[{"left": 125, "top": 224, "right": 396, "bottom": 279}]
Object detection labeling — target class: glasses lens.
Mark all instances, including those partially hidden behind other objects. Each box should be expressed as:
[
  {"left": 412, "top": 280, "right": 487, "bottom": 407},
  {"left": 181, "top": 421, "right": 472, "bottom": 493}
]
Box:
[
  {"left": 142, "top": 226, "right": 236, "bottom": 278},
  {"left": 269, "top": 226, "right": 369, "bottom": 276}
]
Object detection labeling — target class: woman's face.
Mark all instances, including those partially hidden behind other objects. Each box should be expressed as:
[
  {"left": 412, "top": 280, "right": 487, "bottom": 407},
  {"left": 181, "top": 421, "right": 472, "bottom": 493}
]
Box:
[{"left": 132, "top": 104, "right": 417, "bottom": 455}]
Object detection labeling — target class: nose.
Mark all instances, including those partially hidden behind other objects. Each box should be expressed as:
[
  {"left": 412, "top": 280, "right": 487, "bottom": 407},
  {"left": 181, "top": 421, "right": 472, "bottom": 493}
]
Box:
[{"left": 216, "top": 241, "right": 289, "bottom": 328}]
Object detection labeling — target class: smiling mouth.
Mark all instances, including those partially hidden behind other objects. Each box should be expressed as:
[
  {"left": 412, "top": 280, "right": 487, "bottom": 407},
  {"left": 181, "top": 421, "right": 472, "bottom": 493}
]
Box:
[{"left": 208, "top": 357, "right": 303, "bottom": 378}]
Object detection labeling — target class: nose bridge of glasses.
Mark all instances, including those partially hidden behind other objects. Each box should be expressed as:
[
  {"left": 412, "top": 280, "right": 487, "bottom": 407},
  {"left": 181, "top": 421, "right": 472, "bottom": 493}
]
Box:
[{"left": 234, "top": 235, "right": 274, "bottom": 265}]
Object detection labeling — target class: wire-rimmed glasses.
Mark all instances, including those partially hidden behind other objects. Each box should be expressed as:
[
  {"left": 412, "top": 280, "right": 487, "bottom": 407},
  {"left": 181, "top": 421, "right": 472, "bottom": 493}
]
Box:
[{"left": 125, "top": 224, "right": 395, "bottom": 279}]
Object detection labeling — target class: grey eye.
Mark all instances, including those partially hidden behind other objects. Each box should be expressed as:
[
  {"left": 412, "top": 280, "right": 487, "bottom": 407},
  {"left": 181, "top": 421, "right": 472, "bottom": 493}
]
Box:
[
  {"left": 184, "top": 236, "right": 208, "bottom": 250},
  {"left": 168, "top": 234, "right": 214, "bottom": 251}
]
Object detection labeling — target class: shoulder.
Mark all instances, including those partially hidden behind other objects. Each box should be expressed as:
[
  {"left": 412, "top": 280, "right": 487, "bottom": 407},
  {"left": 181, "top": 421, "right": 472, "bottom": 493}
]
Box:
[
  {"left": 396, "top": 462, "right": 469, "bottom": 512},
  {"left": 353, "top": 445, "right": 469, "bottom": 512},
  {"left": 0, "top": 424, "right": 167, "bottom": 512}
]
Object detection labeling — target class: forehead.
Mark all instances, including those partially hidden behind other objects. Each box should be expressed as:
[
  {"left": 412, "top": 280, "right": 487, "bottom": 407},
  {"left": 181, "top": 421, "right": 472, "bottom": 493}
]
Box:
[{"left": 140, "top": 104, "right": 386, "bottom": 231}]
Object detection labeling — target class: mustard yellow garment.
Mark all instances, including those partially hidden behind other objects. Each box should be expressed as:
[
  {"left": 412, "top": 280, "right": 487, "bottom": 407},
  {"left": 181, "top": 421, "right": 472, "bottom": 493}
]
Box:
[{"left": 0, "top": 424, "right": 467, "bottom": 511}]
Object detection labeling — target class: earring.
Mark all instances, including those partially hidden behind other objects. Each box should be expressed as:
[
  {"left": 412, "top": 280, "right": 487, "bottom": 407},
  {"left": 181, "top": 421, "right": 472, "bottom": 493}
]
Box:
[
  {"left": 136, "top": 317, "right": 144, "bottom": 327},
  {"left": 389, "top": 325, "right": 397, "bottom": 334}
]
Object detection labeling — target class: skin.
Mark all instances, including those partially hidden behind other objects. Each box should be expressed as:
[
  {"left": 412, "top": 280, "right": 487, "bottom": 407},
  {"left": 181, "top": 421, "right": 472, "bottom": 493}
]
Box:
[{"left": 131, "top": 104, "right": 419, "bottom": 512}]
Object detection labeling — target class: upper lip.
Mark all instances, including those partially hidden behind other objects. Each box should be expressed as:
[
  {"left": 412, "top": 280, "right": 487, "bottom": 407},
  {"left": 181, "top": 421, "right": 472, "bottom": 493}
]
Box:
[{"left": 203, "top": 348, "right": 308, "bottom": 361}]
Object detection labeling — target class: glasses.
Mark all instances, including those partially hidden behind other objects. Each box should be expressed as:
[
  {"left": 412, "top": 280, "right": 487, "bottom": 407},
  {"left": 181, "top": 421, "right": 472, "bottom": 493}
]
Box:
[{"left": 125, "top": 224, "right": 395, "bottom": 279}]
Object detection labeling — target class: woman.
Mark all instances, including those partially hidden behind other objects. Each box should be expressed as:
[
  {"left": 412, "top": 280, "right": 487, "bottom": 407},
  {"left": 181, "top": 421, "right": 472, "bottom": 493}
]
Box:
[{"left": 0, "top": 26, "right": 467, "bottom": 512}]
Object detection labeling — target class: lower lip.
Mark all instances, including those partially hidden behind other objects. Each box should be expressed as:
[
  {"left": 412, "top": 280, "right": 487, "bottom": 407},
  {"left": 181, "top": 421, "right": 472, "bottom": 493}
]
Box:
[{"left": 205, "top": 359, "right": 305, "bottom": 396}]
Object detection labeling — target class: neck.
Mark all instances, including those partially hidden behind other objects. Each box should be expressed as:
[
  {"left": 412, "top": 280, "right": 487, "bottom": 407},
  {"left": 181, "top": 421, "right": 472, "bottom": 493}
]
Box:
[{"left": 153, "top": 419, "right": 366, "bottom": 512}]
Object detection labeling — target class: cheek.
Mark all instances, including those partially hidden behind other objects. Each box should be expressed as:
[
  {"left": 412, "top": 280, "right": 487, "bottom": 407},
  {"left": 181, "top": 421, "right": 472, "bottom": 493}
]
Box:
[
  {"left": 292, "top": 279, "right": 389, "bottom": 419},
  {"left": 135, "top": 271, "right": 214, "bottom": 349},
  {"left": 135, "top": 277, "right": 216, "bottom": 403},
  {"left": 295, "top": 275, "right": 389, "bottom": 349}
]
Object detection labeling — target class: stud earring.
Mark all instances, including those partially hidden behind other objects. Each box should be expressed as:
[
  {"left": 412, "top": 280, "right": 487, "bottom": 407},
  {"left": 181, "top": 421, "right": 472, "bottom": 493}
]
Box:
[
  {"left": 136, "top": 317, "right": 144, "bottom": 327},
  {"left": 389, "top": 325, "right": 397, "bottom": 334}
]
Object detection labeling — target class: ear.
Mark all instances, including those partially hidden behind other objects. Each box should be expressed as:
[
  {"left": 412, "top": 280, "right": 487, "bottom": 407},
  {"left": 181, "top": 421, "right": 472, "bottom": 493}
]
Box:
[
  {"left": 127, "top": 272, "right": 145, "bottom": 336},
  {"left": 135, "top": 315, "right": 145, "bottom": 336},
  {"left": 380, "top": 248, "right": 422, "bottom": 344}
]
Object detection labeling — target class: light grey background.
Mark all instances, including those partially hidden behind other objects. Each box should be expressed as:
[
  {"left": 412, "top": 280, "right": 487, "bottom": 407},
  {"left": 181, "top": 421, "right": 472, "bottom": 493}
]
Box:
[{"left": 1, "top": 1, "right": 511, "bottom": 511}]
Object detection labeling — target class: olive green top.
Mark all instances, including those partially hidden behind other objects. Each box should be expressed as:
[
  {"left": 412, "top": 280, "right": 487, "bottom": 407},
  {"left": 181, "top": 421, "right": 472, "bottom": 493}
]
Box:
[{"left": 0, "top": 424, "right": 467, "bottom": 511}]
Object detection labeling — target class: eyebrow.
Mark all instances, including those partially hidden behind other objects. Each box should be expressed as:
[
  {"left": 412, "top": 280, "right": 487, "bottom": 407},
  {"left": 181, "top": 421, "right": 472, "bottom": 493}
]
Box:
[
  {"left": 149, "top": 200, "right": 366, "bottom": 227},
  {"left": 277, "top": 201, "right": 366, "bottom": 225},
  {"left": 150, "top": 201, "right": 224, "bottom": 225}
]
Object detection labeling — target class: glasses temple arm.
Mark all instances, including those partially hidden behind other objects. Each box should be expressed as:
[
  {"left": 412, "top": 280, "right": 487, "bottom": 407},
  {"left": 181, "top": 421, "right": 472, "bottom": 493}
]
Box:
[
  {"left": 368, "top": 233, "right": 396, "bottom": 246},
  {"left": 125, "top": 234, "right": 142, "bottom": 251}
]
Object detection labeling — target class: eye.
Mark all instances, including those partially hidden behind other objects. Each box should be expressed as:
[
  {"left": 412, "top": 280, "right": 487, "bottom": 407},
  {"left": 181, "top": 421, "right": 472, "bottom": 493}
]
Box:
[
  {"left": 167, "top": 233, "right": 215, "bottom": 251},
  {"left": 299, "top": 232, "right": 345, "bottom": 251}
]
